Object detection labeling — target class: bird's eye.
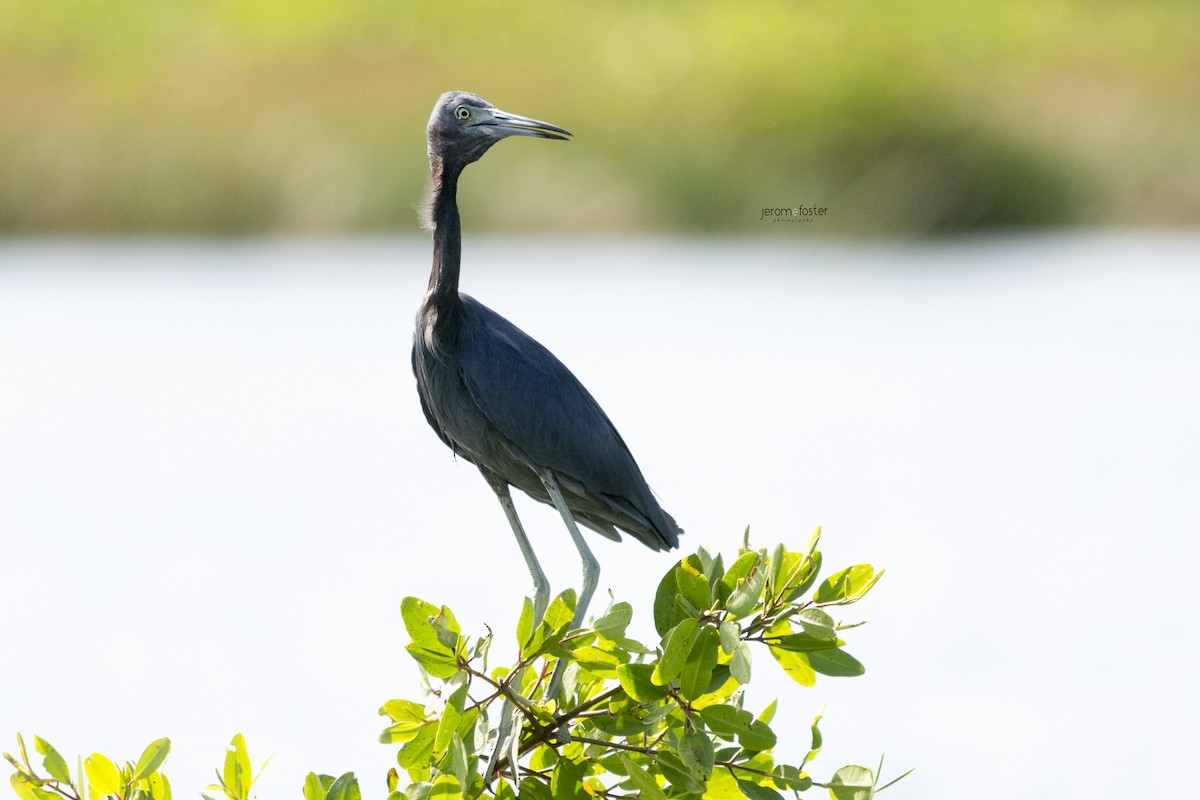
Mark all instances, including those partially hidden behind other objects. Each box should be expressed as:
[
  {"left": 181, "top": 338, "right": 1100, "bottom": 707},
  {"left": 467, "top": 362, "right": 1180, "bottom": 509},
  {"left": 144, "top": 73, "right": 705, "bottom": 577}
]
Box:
[{"left": 455, "top": 106, "right": 471, "bottom": 120}]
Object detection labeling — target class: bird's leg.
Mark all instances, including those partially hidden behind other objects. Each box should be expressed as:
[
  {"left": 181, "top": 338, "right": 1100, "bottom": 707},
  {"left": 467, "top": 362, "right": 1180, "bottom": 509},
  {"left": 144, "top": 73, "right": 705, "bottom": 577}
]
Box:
[
  {"left": 539, "top": 470, "right": 600, "bottom": 706},
  {"left": 489, "top": 480, "right": 551, "bottom": 625},
  {"left": 484, "top": 479, "right": 549, "bottom": 786}
]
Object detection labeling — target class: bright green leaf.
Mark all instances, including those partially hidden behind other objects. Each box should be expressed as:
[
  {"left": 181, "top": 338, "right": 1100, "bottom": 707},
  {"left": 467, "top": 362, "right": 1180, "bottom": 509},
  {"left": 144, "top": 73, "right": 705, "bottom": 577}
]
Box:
[
  {"left": 325, "top": 773, "right": 362, "bottom": 800},
  {"left": 701, "top": 768, "right": 742, "bottom": 800},
  {"left": 680, "top": 627, "right": 721, "bottom": 700},
  {"left": 652, "top": 618, "right": 699, "bottom": 686},
  {"left": 676, "top": 555, "right": 712, "bottom": 613},
  {"left": 434, "top": 685, "right": 468, "bottom": 757},
  {"left": 222, "top": 734, "right": 252, "bottom": 800},
  {"left": 133, "top": 738, "right": 171, "bottom": 782},
  {"left": 85, "top": 753, "right": 123, "bottom": 796},
  {"left": 33, "top": 738, "right": 71, "bottom": 785},
  {"left": 616, "top": 663, "right": 668, "bottom": 702},
  {"left": 828, "top": 765, "right": 875, "bottom": 800},
  {"left": 617, "top": 755, "right": 665, "bottom": 800},
  {"left": 397, "top": 724, "right": 437, "bottom": 772},
  {"left": 304, "top": 772, "right": 328, "bottom": 800},
  {"left": 815, "top": 565, "right": 884, "bottom": 605},
  {"left": 516, "top": 597, "right": 535, "bottom": 650},
  {"left": 381, "top": 700, "right": 428, "bottom": 724},
  {"left": 807, "top": 648, "right": 865, "bottom": 678},
  {"left": 770, "top": 647, "right": 816, "bottom": 687}
]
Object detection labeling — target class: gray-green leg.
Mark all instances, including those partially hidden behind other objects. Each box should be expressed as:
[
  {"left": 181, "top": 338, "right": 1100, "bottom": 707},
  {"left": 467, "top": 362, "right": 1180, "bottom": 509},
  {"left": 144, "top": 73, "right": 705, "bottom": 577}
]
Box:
[{"left": 539, "top": 470, "right": 600, "bottom": 703}]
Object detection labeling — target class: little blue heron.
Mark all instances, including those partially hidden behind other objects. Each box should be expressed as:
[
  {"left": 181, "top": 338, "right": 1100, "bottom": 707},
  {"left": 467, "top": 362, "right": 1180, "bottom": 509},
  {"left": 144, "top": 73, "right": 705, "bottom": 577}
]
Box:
[{"left": 412, "top": 91, "right": 682, "bottom": 642}]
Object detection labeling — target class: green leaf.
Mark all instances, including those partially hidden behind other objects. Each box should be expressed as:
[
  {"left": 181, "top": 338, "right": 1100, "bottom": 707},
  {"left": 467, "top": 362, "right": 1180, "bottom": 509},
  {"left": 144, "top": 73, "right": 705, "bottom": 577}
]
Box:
[
  {"left": 768, "top": 633, "right": 843, "bottom": 652},
  {"left": 680, "top": 626, "right": 721, "bottom": 700},
  {"left": 448, "top": 734, "right": 470, "bottom": 791},
  {"left": 133, "top": 738, "right": 171, "bottom": 782},
  {"left": 33, "top": 737, "right": 71, "bottom": 785},
  {"left": 523, "top": 590, "right": 576, "bottom": 659},
  {"left": 568, "top": 644, "right": 627, "bottom": 677},
  {"left": 397, "top": 724, "right": 437, "bottom": 772},
  {"left": 797, "top": 608, "right": 837, "bottom": 640},
  {"left": 757, "top": 699, "right": 777, "bottom": 725},
  {"left": 85, "top": 753, "right": 123, "bottom": 796},
  {"left": 730, "top": 642, "right": 752, "bottom": 685},
  {"left": 326, "top": 772, "right": 363, "bottom": 800},
  {"left": 517, "top": 776, "right": 551, "bottom": 800},
  {"left": 725, "top": 551, "right": 767, "bottom": 618},
  {"left": 698, "top": 704, "right": 752, "bottom": 738},
  {"left": 304, "top": 772, "right": 328, "bottom": 800},
  {"left": 814, "top": 565, "right": 884, "bottom": 605},
  {"left": 807, "top": 648, "right": 865, "bottom": 678},
  {"left": 434, "top": 685, "right": 468, "bottom": 758},
  {"left": 401, "top": 598, "right": 454, "bottom": 653},
  {"left": 593, "top": 601, "right": 633, "bottom": 640},
  {"left": 700, "top": 769, "right": 742, "bottom": 800},
  {"left": 616, "top": 663, "right": 669, "bottom": 702},
  {"left": 678, "top": 729, "right": 715, "bottom": 780},
  {"left": 770, "top": 646, "right": 816, "bottom": 687},
  {"left": 222, "top": 734, "right": 252, "bottom": 800},
  {"left": 655, "top": 751, "right": 705, "bottom": 794},
  {"left": 652, "top": 618, "right": 699, "bottom": 686},
  {"left": 617, "top": 755, "right": 665, "bottom": 800},
  {"left": 653, "top": 567, "right": 689, "bottom": 636},
  {"left": 770, "top": 765, "right": 811, "bottom": 792},
  {"left": 516, "top": 597, "right": 535, "bottom": 650},
  {"left": 11, "top": 773, "right": 59, "bottom": 800},
  {"left": 550, "top": 756, "right": 588, "bottom": 800},
  {"left": 405, "top": 643, "right": 460, "bottom": 679},
  {"left": 718, "top": 620, "right": 740, "bottom": 655},
  {"left": 381, "top": 700, "right": 428, "bottom": 724},
  {"left": 718, "top": 551, "right": 759, "bottom": 604},
  {"left": 736, "top": 780, "right": 784, "bottom": 800},
  {"left": 828, "top": 765, "right": 874, "bottom": 800},
  {"left": 738, "top": 720, "right": 777, "bottom": 751},
  {"left": 766, "top": 543, "right": 786, "bottom": 598},
  {"left": 676, "top": 555, "right": 712, "bottom": 612},
  {"left": 806, "top": 715, "right": 823, "bottom": 765},
  {"left": 782, "top": 551, "right": 823, "bottom": 602},
  {"left": 149, "top": 772, "right": 171, "bottom": 800}
]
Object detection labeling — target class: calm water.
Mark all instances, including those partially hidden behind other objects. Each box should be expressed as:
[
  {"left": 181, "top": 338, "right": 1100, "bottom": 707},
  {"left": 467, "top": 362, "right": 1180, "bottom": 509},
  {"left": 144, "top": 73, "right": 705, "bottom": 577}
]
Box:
[{"left": 2, "top": 235, "right": 1198, "bottom": 799}]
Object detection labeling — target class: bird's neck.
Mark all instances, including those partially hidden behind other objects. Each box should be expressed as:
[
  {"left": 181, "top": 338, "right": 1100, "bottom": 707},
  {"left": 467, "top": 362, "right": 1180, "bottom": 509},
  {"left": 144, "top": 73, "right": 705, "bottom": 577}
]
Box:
[{"left": 426, "top": 155, "right": 463, "bottom": 310}]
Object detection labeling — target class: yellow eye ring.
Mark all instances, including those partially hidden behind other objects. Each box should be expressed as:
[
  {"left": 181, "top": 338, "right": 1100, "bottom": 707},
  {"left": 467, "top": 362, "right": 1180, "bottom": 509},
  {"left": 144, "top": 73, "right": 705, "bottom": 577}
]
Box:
[{"left": 455, "top": 106, "right": 471, "bottom": 120}]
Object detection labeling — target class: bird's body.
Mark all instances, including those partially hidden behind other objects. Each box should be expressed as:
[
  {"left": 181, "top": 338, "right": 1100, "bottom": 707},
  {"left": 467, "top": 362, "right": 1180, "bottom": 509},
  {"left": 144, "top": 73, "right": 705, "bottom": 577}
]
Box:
[
  {"left": 412, "top": 91, "right": 680, "bottom": 641},
  {"left": 413, "top": 293, "right": 677, "bottom": 551}
]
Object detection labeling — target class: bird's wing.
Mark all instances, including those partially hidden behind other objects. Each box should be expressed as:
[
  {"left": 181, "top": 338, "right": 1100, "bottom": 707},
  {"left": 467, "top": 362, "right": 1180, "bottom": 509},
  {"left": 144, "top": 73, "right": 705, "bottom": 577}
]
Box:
[{"left": 455, "top": 296, "right": 643, "bottom": 499}]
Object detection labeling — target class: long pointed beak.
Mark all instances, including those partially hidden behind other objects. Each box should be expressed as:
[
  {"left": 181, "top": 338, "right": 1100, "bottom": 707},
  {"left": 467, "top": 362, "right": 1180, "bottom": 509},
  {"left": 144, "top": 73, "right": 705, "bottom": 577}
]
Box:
[{"left": 485, "top": 109, "right": 572, "bottom": 141}]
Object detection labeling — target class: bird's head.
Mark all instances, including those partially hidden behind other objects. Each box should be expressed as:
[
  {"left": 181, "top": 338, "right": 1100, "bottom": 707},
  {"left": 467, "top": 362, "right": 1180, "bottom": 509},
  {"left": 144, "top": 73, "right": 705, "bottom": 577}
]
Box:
[{"left": 427, "top": 91, "right": 572, "bottom": 172}]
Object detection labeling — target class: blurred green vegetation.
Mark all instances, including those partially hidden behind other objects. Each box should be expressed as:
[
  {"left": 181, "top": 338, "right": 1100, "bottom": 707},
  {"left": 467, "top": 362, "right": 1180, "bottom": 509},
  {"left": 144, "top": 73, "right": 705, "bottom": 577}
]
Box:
[{"left": 1, "top": 0, "right": 1197, "bottom": 235}]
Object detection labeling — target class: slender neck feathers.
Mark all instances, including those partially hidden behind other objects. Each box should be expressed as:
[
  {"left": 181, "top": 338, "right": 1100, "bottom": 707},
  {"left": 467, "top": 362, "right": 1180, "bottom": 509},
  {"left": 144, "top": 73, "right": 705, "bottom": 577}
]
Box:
[{"left": 424, "top": 152, "right": 464, "bottom": 310}]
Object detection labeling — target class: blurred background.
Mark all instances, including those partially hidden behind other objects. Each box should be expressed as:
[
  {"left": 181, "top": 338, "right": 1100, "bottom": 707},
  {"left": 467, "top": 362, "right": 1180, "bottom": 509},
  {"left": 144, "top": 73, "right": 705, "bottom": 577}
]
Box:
[
  {"left": 2, "top": 0, "right": 1198, "bottom": 235},
  {"left": 2, "top": 3, "right": 1199, "bottom": 800}
]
